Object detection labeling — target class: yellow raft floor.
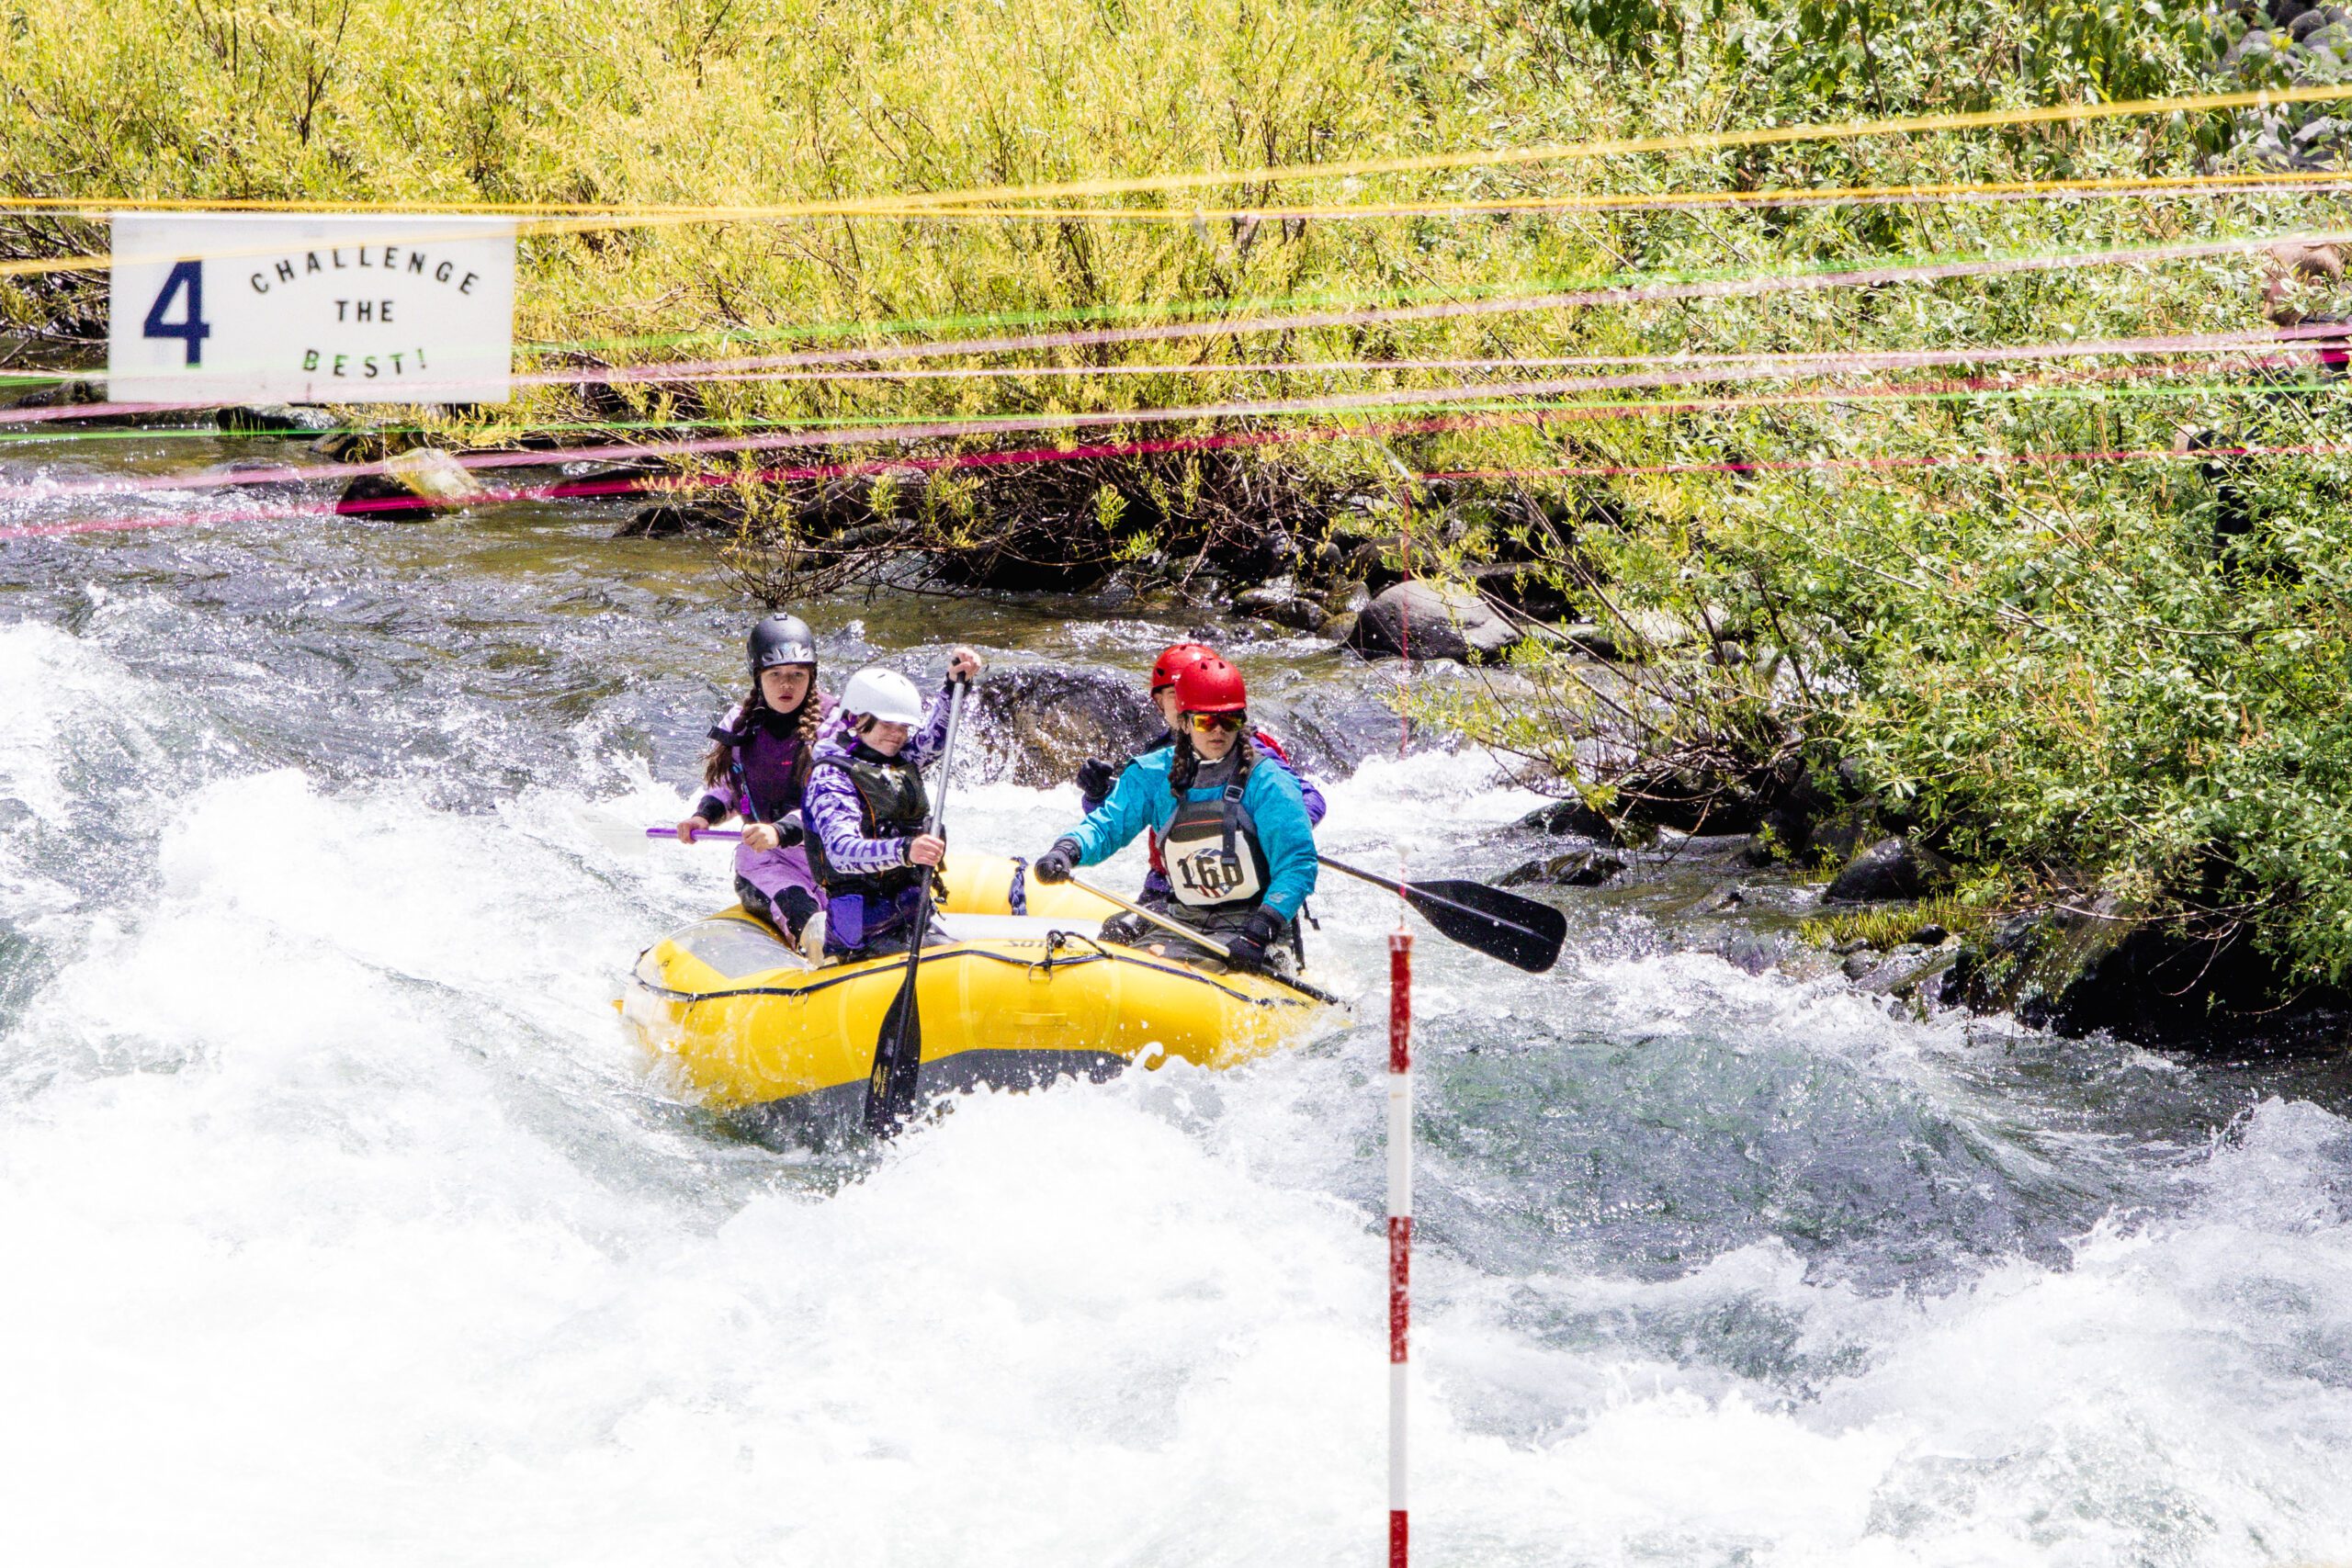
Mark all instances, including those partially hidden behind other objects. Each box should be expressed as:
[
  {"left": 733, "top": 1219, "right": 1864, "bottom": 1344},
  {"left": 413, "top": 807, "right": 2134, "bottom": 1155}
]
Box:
[{"left": 622, "top": 852, "right": 1332, "bottom": 1129}]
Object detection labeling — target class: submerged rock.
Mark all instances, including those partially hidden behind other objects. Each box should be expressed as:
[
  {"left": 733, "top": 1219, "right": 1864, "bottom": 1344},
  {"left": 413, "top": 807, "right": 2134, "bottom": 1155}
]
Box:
[
  {"left": 1346, "top": 578, "right": 1519, "bottom": 662},
  {"left": 336, "top": 447, "right": 484, "bottom": 518}
]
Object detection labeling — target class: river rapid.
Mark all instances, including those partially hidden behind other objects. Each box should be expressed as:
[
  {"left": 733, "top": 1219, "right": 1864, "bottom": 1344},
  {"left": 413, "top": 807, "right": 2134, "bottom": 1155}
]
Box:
[{"left": 5, "top": 431, "right": 2351, "bottom": 1566}]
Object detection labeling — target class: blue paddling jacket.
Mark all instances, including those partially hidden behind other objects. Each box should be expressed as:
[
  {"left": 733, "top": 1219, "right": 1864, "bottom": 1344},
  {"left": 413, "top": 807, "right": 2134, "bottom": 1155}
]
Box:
[{"left": 1060, "top": 746, "right": 1318, "bottom": 921}]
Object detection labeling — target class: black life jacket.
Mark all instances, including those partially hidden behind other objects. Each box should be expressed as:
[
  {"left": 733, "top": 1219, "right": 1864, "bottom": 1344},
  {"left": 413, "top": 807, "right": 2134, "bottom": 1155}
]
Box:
[
  {"left": 1161, "top": 783, "right": 1271, "bottom": 912},
  {"left": 805, "top": 743, "right": 930, "bottom": 900},
  {"left": 709, "top": 694, "right": 832, "bottom": 823}
]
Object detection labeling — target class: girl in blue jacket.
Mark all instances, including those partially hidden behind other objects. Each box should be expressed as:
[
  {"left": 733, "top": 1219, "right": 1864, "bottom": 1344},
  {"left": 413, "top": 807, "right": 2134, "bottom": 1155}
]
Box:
[{"left": 1032, "top": 656, "right": 1316, "bottom": 972}]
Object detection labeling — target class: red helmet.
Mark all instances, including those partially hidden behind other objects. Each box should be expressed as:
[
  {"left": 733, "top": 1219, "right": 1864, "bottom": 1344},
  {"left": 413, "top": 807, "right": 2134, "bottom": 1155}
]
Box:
[
  {"left": 1172, "top": 655, "right": 1248, "bottom": 715},
  {"left": 1149, "top": 641, "right": 1217, "bottom": 693}
]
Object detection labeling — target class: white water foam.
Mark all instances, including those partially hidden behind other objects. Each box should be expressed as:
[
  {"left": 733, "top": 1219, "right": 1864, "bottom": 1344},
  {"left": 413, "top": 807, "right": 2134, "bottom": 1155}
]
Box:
[{"left": 3, "top": 621, "right": 2350, "bottom": 1565}]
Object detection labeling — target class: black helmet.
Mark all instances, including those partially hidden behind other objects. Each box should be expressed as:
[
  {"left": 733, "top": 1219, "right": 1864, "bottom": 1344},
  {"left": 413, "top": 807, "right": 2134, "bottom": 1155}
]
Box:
[{"left": 747, "top": 614, "right": 818, "bottom": 677}]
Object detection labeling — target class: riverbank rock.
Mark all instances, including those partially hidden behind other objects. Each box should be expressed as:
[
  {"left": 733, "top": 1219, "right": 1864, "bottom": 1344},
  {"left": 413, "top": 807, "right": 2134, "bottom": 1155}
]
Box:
[
  {"left": 1498, "top": 850, "right": 1624, "bottom": 888},
  {"left": 1941, "top": 896, "right": 2351, "bottom": 1048},
  {"left": 1345, "top": 578, "right": 1519, "bottom": 661},
  {"left": 616, "top": 498, "right": 736, "bottom": 538},
  {"left": 1824, "top": 837, "right": 1951, "bottom": 903},
  {"left": 1234, "top": 575, "right": 1325, "bottom": 632},
  {"left": 217, "top": 404, "right": 339, "bottom": 435},
  {"left": 1518, "top": 797, "right": 1620, "bottom": 841},
  {"left": 336, "top": 447, "right": 485, "bottom": 518},
  {"left": 4, "top": 378, "right": 105, "bottom": 411}
]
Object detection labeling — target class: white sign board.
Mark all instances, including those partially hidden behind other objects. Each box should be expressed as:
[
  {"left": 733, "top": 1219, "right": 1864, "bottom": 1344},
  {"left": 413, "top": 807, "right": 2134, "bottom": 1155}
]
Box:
[{"left": 108, "top": 213, "right": 515, "bottom": 403}]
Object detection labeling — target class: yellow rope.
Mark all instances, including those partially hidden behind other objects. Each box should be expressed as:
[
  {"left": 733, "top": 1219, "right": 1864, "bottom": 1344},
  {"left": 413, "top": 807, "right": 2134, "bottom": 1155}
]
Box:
[
  {"left": 7, "top": 168, "right": 2351, "bottom": 285},
  {"left": 0, "top": 83, "right": 2345, "bottom": 224},
  {"left": 915, "top": 169, "right": 2352, "bottom": 220}
]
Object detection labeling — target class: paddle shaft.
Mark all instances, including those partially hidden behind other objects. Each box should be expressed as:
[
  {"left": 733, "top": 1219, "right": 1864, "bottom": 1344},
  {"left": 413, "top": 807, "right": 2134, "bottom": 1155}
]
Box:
[
  {"left": 865, "top": 677, "right": 970, "bottom": 1134},
  {"left": 1317, "top": 853, "right": 1541, "bottom": 936},
  {"left": 1069, "top": 875, "right": 1342, "bottom": 1008}
]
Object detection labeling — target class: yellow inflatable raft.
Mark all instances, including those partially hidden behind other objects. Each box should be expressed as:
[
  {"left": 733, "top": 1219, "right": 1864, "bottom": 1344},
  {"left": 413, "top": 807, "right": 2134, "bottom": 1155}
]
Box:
[{"left": 623, "top": 853, "right": 1332, "bottom": 1131}]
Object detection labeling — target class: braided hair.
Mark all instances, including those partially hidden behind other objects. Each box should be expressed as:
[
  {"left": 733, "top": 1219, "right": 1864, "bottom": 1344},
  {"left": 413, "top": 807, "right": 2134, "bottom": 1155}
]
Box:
[
  {"left": 701, "top": 683, "right": 825, "bottom": 792},
  {"left": 1168, "top": 716, "right": 1255, "bottom": 798}
]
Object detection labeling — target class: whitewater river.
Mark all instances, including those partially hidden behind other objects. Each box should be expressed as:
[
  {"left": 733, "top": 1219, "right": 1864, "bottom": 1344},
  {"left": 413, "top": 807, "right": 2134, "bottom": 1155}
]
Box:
[{"left": 4, "top": 431, "right": 2350, "bottom": 1566}]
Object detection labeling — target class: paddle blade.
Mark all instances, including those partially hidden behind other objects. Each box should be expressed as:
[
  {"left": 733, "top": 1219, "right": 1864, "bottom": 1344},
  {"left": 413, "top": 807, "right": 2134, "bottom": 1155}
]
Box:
[
  {"left": 1401, "top": 879, "right": 1566, "bottom": 973},
  {"left": 864, "top": 973, "right": 922, "bottom": 1136}
]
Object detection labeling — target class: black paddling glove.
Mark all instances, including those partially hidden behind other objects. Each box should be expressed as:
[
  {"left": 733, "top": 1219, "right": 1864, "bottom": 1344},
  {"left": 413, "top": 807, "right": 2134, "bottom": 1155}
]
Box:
[
  {"left": 1033, "top": 838, "right": 1082, "bottom": 884},
  {"left": 1223, "top": 908, "right": 1286, "bottom": 971},
  {"left": 1075, "top": 757, "right": 1119, "bottom": 809}
]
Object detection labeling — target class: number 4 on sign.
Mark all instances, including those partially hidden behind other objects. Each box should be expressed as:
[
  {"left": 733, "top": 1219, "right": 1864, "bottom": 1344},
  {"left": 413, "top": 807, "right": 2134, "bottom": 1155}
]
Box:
[{"left": 142, "top": 260, "right": 210, "bottom": 367}]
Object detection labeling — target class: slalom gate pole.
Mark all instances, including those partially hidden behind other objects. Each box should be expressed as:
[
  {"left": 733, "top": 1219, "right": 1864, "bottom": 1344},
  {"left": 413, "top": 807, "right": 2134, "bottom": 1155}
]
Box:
[{"left": 1387, "top": 929, "right": 1414, "bottom": 1567}]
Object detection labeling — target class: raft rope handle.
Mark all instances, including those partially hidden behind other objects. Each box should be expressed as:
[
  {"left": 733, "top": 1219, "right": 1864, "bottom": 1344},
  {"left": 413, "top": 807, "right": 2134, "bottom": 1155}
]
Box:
[{"left": 1035, "top": 929, "right": 1114, "bottom": 974}]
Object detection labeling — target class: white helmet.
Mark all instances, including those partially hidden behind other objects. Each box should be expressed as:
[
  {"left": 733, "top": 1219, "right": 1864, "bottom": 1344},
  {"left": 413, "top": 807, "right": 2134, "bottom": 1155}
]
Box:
[{"left": 839, "top": 667, "right": 926, "bottom": 727}]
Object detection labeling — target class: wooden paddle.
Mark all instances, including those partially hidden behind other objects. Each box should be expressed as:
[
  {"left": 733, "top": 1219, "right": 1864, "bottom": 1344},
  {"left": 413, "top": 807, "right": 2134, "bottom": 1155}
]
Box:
[
  {"left": 863, "top": 677, "right": 970, "bottom": 1137},
  {"left": 1316, "top": 854, "right": 1566, "bottom": 973}
]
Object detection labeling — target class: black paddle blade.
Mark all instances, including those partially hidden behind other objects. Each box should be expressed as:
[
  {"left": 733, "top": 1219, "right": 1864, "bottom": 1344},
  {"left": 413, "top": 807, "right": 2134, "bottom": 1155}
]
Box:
[
  {"left": 1401, "top": 879, "right": 1567, "bottom": 973},
  {"left": 864, "top": 975, "right": 922, "bottom": 1136}
]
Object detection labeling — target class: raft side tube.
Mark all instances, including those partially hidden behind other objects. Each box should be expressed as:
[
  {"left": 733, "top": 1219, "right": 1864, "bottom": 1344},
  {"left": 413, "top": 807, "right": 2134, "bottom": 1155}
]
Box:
[{"left": 624, "top": 853, "right": 1329, "bottom": 1114}]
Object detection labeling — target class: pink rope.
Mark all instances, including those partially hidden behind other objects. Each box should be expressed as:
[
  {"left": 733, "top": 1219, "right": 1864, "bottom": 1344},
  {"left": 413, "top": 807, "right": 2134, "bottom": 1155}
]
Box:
[
  {"left": 7, "top": 367, "right": 2335, "bottom": 542},
  {"left": 0, "top": 338, "right": 2298, "bottom": 508}
]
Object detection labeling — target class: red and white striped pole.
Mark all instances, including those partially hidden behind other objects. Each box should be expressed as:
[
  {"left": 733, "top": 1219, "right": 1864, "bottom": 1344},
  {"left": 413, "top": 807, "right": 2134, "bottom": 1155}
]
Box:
[{"left": 1387, "top": 928, "right": 1414, "bottom": 1567}]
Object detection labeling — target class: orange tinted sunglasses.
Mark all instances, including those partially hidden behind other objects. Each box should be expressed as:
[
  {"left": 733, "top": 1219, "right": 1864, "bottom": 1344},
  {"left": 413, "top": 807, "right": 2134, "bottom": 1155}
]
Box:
[{"left": 1187, "top": 712, "right": 1244, "bottom": 733}]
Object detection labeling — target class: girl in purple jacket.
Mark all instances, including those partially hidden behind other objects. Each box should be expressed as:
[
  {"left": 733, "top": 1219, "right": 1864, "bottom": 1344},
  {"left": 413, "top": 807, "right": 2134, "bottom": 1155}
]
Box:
[{"left": 675, "top": 614, "right": 834, "bottom": 946}]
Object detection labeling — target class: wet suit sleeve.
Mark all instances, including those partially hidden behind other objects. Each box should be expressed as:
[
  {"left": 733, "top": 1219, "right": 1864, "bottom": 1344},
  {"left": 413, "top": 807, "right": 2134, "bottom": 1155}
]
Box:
[
  {"left": 695, "top": 703, "right": 747, "bottom": 823},
  {"left": 1064, "top": 751, "right": 1166, "bottom": 866},
  {"left": 899, "top": 683, "right": 960, "bottom": 767},
  {"left": 805, "top": 761, "right": 910, "bottom": 875},
  {"left": 1243, "top": 763, "right": 1318, "bottom": 921}
]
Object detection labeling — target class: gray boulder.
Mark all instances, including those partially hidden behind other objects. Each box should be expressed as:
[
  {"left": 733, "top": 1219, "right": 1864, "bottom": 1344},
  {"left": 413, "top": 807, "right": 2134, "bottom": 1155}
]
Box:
[
  {"left": 970, "top": 667, "right": 1165, "bottom": 787},
  {"left": 1346, "top": 579, "right": 1519, "bottom": 661},
  {"left": 1824, "top": 837, "right": 1951, "bottom": 903}
]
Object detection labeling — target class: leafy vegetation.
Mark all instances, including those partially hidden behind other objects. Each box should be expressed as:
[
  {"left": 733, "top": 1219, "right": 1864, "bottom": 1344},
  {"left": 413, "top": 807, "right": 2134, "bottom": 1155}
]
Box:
[{"left": 1800, "top": 895, "right": 1992, "bottom": 953}]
